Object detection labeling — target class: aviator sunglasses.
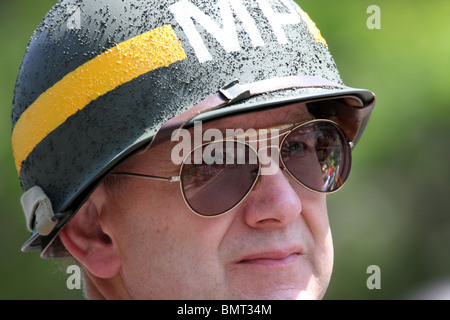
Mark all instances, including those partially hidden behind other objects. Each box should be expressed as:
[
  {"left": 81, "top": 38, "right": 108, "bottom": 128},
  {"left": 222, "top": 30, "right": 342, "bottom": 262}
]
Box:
[{"left": 111, "top": 119, "right": 351, "bottom": 217}]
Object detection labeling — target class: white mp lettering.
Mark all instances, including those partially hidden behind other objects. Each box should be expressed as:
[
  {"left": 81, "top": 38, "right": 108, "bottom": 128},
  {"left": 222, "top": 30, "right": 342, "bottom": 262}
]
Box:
[
  {"left": 170, "top": 0, "right": 300, "bottom": 62},
  {"left": 256, "top": 0, "right": 300, "bottom": 44},
  {"left": 66, "top": 4, "right": 81, "bottom": 30}
]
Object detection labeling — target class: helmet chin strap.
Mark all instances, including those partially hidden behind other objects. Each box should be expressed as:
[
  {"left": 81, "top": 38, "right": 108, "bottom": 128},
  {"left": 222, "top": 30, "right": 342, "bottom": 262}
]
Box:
[
  {"left": 21, "top": 186, "right": 57, "bottom": 236},
  {"left": 149, "top": 74, "right": 370, "bottom": 150}
]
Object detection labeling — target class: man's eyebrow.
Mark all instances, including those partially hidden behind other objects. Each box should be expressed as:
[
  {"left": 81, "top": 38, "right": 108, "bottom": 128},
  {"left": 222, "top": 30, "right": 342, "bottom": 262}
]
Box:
[
  {"left": 284, "top": 106, "right": 314, "bottom": 123},
  {"left": 202, "top": 104, "right": 311, "bottom": 129},
  {"left": 230, "top": 123, "right": 295, "bottom": 140}
]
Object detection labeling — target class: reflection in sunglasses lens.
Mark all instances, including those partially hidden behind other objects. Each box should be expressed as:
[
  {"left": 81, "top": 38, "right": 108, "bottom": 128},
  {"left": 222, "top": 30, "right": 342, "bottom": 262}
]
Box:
[
  {"left": 281, "top": 122, "right": 350, "bottom": 192},
  {"left": 181, "top": 141, "right": 259, "bottom": 216},
  {"left": 181, "top": 121, "right": 350, "bottom": 216}
]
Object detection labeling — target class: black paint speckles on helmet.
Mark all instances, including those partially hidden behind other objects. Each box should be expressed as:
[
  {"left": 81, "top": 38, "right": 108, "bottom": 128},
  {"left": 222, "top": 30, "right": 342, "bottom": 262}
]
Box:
[{"left": 12, "top": 0, "right": 374, "bottom": 257}]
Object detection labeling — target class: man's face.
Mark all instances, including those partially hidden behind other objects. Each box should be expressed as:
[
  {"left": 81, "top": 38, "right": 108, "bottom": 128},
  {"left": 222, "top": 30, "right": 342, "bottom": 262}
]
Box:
[{"left": 104, "top": 104, "right": 334, "bottom": 299}]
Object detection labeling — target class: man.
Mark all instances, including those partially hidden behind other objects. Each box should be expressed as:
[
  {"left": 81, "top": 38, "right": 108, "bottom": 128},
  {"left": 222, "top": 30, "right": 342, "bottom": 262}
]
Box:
[{"left": 11, "top": 0, "right": 375, "bottom": 299}]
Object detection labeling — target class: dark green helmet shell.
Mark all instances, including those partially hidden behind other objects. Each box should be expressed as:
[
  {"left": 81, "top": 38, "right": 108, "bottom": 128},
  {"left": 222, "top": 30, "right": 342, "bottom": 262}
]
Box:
[{"left": 12, "top": 0, "right": 374, "bottom": 256}]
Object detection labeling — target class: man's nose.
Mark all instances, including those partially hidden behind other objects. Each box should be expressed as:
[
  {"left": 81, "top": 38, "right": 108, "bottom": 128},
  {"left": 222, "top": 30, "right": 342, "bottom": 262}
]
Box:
[{"left": 241, "top": 161, "right": 302, "bottom": 229}]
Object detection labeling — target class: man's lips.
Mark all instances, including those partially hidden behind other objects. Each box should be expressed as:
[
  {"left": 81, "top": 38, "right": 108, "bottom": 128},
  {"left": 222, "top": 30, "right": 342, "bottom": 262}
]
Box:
[{"left": 237, "top": 249, "right": 303, "bottom": 267}]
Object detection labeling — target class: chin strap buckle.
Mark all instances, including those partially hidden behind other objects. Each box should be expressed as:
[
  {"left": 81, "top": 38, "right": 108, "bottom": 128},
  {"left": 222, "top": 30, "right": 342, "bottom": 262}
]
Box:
[{"left": 219, "top": 79, "right": 251, "bottom": 104}]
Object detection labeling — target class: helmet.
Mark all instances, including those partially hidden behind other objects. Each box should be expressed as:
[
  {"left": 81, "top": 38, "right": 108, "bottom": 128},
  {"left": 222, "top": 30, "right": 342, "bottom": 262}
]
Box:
[{"left": 12, "top": 0, "right": 375, "bottom": 258}]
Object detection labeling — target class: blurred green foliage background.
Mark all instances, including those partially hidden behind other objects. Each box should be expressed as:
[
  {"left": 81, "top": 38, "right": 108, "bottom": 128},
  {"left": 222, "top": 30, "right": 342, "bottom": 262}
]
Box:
[{"left": 0, "top": 0, "right": 449, "bottom": 299}]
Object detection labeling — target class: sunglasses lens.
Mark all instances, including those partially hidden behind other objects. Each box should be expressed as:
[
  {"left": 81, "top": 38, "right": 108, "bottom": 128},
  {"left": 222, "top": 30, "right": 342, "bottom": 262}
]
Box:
[
  {"left": 180, "top": 141, "right": 259, "bottom": 216},
  {"left": 281, "top": 121, "right": 351, "bottom": 192}
]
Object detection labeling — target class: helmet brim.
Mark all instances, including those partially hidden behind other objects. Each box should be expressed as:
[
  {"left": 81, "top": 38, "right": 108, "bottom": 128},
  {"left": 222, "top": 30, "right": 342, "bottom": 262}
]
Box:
[{"left": 22, "top": 77, "right": 375, "bottom": 258}]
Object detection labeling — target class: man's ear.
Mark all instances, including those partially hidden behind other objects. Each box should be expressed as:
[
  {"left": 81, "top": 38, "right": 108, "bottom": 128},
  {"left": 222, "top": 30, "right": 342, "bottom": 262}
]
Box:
[{"left": 59, "top": 185, "right": 121, "bottom": 279}]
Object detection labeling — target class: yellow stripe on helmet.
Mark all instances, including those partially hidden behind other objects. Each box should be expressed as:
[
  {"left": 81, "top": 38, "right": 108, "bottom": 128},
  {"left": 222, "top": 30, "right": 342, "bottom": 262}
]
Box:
[
  {"left": 12, "top": 24, "right": 186, "bottom": 174},
  {"left": 296, "top": 8, "right": 328, "bottom": 47}
]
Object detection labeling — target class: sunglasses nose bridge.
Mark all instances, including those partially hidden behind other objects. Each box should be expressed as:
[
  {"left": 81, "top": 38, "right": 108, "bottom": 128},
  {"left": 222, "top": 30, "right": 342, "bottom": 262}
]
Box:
[{"left": 255, "top": 144, "right": 283, "bottom": 176}]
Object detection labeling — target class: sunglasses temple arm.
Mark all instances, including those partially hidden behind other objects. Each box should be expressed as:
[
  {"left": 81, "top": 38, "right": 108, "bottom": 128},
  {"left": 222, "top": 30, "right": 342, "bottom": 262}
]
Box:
[{"left": 110, "top": 172, "right": 180, "bottom": 182}]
